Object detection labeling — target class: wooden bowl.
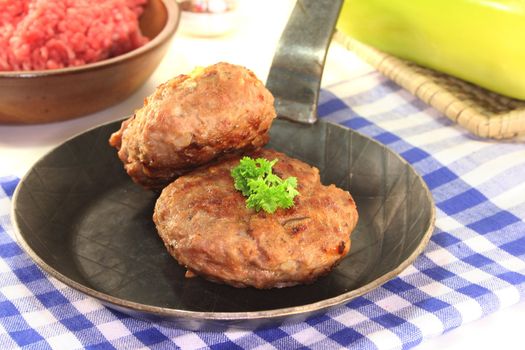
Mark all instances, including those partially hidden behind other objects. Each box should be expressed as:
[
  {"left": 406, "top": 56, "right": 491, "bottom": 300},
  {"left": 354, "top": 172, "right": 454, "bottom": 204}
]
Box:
[{"left": 0, "top": 0, "right": 180, "bottom": 124}]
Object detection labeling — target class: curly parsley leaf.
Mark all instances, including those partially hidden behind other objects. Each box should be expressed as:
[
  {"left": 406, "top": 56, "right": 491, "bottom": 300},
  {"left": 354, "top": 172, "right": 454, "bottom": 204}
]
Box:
[{"left": 231, "top": 156, "right": 299, "bottom": 213}]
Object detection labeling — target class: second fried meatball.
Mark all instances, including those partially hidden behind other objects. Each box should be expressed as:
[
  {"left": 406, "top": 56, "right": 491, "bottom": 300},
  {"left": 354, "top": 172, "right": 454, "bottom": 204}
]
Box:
[
  {"left": 153, "top": 149, "right": 359, "bottom": 289},
  {"left": 109, "top": 62, "right": 276, "bottom": 189}
]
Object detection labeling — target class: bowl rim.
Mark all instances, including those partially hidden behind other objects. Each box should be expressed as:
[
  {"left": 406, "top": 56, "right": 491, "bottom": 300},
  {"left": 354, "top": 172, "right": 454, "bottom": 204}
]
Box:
[{"left": 0, "top": 0, "right": 180, "bottom": 78}]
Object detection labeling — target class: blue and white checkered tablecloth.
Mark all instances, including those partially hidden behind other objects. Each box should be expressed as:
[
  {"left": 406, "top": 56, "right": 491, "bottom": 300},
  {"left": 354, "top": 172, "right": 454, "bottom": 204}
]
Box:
[{"left": 1, "top": 71, "right": 524, "bottom": 349}]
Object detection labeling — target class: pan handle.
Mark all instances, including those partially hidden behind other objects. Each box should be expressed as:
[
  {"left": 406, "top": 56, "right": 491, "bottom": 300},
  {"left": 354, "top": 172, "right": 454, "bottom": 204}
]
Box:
[{"left": 266, "top": 0, "right": 343, "bottom": 124}]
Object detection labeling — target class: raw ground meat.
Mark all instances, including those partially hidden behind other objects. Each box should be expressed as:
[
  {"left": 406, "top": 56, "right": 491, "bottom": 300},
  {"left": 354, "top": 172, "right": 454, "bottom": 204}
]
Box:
[{"left": 0, "top": 0, "right": 149, "bottom": 71}]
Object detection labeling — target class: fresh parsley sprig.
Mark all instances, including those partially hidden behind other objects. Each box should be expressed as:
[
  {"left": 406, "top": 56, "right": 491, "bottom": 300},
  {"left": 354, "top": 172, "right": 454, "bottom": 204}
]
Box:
[{"left": 231, "top": 156, "right": 299, "bottom": 213}]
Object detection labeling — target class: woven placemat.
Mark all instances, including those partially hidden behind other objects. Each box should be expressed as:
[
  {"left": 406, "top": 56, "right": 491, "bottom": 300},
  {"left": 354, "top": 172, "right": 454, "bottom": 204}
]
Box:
[{"left": 334, "top": 31, "right": 525, "bottom": 139}]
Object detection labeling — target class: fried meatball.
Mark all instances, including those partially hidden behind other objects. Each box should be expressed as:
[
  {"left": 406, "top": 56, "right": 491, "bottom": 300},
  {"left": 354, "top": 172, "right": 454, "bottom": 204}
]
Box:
[
  {"left": 109, "top": 62, "right": 276, "bottom": 189},
  {"left": 153, "top": 149, "right": 358, "bottom": 289}
]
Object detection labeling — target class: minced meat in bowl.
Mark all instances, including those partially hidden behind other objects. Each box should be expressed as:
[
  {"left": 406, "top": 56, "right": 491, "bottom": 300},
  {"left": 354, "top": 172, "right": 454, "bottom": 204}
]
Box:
[
  {"left": 0, "top": 0, "right": 149, "bottom": 71},
  {"left": 0, "top": 0, "right": 180, "bottom": 123}
]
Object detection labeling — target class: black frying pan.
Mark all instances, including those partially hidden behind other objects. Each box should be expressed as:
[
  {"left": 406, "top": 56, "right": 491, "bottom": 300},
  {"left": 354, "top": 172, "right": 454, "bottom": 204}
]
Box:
[{"left": 11, "top": 0, "right": 435, "bottom": 330}]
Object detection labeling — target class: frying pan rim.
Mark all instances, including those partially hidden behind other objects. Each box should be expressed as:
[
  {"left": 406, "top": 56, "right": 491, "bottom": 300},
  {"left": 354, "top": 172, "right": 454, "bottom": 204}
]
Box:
[{"left": 11, "top": 117, "right": 436, "bottom": 323}]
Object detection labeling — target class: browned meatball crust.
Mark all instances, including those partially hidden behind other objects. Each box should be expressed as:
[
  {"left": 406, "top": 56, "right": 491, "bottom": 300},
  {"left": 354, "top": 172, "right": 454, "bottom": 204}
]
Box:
[
  {"left": 153, "top": 149, "right": 358, "bottom": 289},
  {"left": 109, "top": 62, "right": 276, "bottom": 189}
]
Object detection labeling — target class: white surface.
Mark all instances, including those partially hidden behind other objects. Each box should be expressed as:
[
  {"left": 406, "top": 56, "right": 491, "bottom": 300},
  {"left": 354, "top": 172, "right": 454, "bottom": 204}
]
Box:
[
  {"left": 414, "top": 302, "right": 525, "bottom": 350},
  {"left": 0, "top": 0, "right": 523, "bottom": 348}
]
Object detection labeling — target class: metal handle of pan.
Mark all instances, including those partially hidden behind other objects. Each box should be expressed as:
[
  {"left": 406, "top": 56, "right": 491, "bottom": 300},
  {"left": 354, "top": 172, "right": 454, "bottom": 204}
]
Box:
[{"left": 266, "top": 0, "right": 343, "bottom": 124}]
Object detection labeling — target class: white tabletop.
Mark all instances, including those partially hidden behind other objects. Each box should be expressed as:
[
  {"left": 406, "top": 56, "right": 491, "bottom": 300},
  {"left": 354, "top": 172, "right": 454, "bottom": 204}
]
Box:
[{"left": 0, "top": 0, "right": 523, "bottom": 348}]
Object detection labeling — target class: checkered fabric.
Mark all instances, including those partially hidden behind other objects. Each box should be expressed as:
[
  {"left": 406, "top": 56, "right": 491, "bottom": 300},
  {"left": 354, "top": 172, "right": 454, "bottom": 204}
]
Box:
[{"left": 1, "top": 71, "right": 525, "bottom": 349}]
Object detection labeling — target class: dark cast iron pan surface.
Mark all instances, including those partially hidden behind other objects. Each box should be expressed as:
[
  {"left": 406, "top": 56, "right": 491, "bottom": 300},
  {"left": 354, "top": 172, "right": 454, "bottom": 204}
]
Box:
[
  {"left": 11, "top": 0, "right": 435, "bottom": 330},
  {"left": 11, "top": 118, "right": 435, "bottom": 330}
]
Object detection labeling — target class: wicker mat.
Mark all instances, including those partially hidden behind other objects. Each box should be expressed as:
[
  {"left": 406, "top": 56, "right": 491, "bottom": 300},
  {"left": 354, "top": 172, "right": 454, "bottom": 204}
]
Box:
[{"left": 334, "top": 31, "right": 525, "bottom": 139}]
